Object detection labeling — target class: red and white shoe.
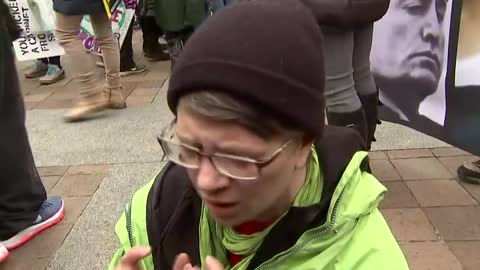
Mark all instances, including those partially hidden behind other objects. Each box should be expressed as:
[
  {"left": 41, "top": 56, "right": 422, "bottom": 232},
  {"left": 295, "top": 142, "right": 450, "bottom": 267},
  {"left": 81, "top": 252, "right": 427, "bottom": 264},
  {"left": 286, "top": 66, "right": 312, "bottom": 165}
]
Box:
[
  {"left": 0, "top": 243, "right": 8, "bottom": 263},
  {"left": 2, "top": 197, "right": 64, "bottom": 251}
]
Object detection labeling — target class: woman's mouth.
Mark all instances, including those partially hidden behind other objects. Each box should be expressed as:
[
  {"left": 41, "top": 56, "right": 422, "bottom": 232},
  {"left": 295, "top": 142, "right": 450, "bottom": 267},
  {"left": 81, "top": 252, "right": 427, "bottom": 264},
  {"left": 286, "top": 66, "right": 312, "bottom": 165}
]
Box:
[{"left": 204, "top": 200, "right": 238, "bottom": 217}]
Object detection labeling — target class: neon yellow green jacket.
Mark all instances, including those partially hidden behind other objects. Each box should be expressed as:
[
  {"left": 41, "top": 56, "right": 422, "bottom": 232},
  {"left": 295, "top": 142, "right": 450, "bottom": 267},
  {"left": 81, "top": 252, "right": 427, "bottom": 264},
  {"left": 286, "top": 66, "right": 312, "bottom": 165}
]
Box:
[{"left": 109, "top": 150, "right": 409, "bottom": 270}]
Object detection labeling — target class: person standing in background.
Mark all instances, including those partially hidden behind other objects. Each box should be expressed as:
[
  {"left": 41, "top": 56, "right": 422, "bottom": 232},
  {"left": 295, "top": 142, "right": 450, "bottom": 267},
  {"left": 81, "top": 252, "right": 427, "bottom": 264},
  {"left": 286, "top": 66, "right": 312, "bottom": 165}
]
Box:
[
  {"left": 300, "top": 0, "right": 390, "bottom": 149},
  {"left": 138, "top": 0, "right": 170, "bottom": 61},
  {"left": 53, "top": 0, "right": 126, "bottom": 122},
  {"left": 450, "top": 0, "right": 480, "bottom": 184},
  {"left": 153, "top": 0, "right": 237, "bottom": 67},
  {"left": 0, "top": 2, "right": 64, "bottom": 263},
  {"left": 115, "top": 0, "right": 170, "bottom": 77}
]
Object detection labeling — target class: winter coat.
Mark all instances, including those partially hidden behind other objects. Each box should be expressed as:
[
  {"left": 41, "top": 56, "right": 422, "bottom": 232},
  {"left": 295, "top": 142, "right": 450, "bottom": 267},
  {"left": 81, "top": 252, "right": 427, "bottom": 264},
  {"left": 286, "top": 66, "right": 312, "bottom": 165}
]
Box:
[
  {"left": 152, "top": 0, "right": 236, "bottom": 32},
  {"left": 300, "top": 0, "right": 391, "bottom": 28},
  {"left": 53, "top": 0, "right": 104, "bottom": 15},
  {"left": 108, "top": 126, "right": 409, "bottom": 270},
  {"left": 152, "top": 0, "right": 207, "bottom": 32}
]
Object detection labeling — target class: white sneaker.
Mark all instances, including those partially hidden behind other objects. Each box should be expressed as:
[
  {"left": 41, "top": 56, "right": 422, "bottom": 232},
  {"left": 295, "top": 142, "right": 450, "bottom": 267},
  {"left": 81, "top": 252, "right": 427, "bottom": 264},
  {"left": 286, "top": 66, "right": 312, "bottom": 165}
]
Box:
[
  {"left": 24, "top": 60, "right": 48, "bottom": 79},
  {"left": 39, "top": 65, "right": 65, "bottom": 85},
  {"left": 0, "top": 243, "right": 8, "bottom": 263}
]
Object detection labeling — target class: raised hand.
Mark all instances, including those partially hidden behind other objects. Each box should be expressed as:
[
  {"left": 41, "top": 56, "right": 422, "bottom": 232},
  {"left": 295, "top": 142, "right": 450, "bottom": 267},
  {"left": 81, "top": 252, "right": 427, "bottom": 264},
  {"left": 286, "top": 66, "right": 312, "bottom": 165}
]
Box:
[
  {"left": 115, "top": 246, "right": 151, "bottom": 270},
  {"left": 173, "top": 253, "right": 224, "bottom": 270}
]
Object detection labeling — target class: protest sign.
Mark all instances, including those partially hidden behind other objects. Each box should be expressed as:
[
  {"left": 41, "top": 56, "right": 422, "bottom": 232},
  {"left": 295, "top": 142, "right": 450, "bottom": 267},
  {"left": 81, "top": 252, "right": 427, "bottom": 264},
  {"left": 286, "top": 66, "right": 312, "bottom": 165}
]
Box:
[
  {"left": 79, "top": 0, "right": 138, "bottom": 55},
  {"left": 6, "top": 0, "right": 64, "bottom": 61},
  {"left": 5, "top": 0, "right": 138, "bottom": 61},
  {"left": 371, "top": 0, "right": 480, "bottom": 155}
]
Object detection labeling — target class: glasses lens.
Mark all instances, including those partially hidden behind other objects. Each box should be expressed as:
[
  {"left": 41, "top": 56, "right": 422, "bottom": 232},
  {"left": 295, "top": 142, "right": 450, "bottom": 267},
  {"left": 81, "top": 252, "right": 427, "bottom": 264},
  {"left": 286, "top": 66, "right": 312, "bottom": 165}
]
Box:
[
  {"left": 212, "top": 156, "right": 259, "bottom": 180},
  {"left": 161, "top": 140, "right": 199, "bottom": 169}
]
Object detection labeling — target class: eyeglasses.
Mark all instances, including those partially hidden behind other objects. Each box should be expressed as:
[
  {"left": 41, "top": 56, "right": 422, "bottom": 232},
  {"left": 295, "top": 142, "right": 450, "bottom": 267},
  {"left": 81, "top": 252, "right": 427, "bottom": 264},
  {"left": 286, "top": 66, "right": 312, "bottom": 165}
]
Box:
[{"left": 157, "top": 122, "right": 292, "bottom": 181}]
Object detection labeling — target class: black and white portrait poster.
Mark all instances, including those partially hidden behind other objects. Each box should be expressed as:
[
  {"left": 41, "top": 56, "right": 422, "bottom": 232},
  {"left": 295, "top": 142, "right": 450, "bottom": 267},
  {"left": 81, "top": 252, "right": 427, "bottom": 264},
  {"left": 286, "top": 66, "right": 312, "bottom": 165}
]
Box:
[{"left": 371, "top": 0, "right": 480, "bottom": 155}]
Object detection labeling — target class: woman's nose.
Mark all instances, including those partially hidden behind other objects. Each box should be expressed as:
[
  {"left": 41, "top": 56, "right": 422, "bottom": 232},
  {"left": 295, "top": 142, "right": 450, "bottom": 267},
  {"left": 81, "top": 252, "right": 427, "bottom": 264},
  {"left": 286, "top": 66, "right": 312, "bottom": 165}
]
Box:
[{"left": 195, "top": 157, "right": 228, "bottom": 192}]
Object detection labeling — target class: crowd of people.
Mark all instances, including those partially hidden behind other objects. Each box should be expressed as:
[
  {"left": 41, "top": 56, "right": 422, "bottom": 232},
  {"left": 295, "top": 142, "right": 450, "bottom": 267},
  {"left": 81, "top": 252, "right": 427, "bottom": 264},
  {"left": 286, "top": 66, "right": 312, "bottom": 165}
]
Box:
[{"left": 1, "top": 0, "right": 479, "bottom": 268}]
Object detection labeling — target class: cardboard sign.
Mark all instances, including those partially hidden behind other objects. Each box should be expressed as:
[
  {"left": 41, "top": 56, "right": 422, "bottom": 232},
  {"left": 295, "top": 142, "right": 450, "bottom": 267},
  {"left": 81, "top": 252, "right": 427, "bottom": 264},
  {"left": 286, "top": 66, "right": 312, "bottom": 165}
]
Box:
[
  {"left": 6, "top": 0, "right": 65, "bottom": 61},
  {"left": 79, "top": 0, "right": 138, "bottom": 55}
]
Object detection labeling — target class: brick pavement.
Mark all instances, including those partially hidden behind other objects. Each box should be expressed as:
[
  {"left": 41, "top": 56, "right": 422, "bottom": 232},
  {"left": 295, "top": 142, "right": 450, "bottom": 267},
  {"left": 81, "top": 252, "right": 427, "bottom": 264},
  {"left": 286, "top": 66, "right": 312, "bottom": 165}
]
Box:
[
  {"left": 0, "top": 165, "right": 110, "bottom": 270},
  {"left": 19, "top": 60, "right": 170, "bottom": 111},
  {"left": 17, "top": 30, "right": 169, "bottom": 111},
  {"left": 1, "top": 148, "right": 479, "bottom": 270}
]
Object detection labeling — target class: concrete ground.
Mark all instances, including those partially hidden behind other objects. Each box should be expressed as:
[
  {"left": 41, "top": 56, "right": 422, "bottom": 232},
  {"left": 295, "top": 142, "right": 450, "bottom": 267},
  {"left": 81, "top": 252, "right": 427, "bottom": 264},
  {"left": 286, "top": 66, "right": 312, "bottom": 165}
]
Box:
[{"left": 1, "top": 31, "right": 479, "bottom": 270}]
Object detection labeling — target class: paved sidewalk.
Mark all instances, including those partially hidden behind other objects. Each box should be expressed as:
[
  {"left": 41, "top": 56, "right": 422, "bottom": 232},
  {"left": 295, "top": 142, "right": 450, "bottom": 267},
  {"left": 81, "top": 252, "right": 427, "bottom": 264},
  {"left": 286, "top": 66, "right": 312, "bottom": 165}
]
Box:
[{"left": 2, "top": 31, "right": 479, "bottom": 270}]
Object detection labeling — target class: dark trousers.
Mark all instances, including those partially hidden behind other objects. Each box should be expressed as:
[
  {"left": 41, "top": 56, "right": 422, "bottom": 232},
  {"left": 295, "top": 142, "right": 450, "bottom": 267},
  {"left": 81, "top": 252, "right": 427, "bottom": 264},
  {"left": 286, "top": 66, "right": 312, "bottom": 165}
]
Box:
[
  {"left": 39, "top": 56, "right": 62, "bottom": 69},
  {"left": 0, "top": 12, "right": 46, "bottom": 240},
  {"left": 120, "top": 20, "right": 135, "bottom": 70},
  {"left": 120, "top": 16, "right": 165, "bottom": 69}
]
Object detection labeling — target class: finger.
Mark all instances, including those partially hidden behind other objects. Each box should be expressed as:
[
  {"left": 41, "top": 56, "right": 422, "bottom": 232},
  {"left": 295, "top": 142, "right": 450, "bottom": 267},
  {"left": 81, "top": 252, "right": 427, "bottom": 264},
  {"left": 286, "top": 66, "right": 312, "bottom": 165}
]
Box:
[
  {"left": 119, "top": 247, "right": 151, "bottom": 267},
  {"left": 206, "top": 256, "right": 224, "bottom": 270},
  {"left": 173, "top": 253, "right": 191, "bottom": 270},
  {"left": 183, "top": 264, "right": 195, "bottom": 270}
]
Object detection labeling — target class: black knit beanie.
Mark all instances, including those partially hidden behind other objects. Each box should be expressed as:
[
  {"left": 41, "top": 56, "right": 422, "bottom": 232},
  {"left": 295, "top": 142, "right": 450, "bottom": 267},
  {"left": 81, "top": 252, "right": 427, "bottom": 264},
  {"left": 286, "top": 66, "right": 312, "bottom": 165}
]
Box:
[{"left": 167, "top": 0, "right": 326, "bottom": 137}]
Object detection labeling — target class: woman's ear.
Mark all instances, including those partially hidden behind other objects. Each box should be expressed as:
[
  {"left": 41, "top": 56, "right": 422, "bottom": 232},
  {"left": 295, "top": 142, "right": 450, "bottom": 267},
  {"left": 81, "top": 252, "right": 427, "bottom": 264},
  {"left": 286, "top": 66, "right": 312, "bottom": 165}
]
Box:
[{"left": 295, "top": 135, "right": 314, "bottom": 169}]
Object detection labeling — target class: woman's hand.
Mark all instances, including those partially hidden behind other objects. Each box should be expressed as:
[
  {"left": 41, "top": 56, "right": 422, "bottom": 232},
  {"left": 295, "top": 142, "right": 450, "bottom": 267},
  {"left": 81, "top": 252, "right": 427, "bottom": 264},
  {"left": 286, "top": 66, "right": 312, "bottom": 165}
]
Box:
[
  {"left": 173, "top": 253, "right": 225, "bottom": 270},
  {"left": 115, "top": 247, "right": 151, "bottom": 270}
]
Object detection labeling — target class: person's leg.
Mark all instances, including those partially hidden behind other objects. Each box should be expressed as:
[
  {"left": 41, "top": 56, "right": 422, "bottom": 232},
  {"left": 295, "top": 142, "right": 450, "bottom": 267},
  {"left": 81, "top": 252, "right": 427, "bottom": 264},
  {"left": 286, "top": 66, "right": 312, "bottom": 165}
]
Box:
[
  {"left": 352, "top": 24, "right": 377, "bottom": 95},
  {"left": 353, "top": 24, "right": 379, "bottom": 149},
  {"left": 39, "top": 58, "right": 49, "bottom": 65},
  {"left": 48, "top": 56, "right": 62, "bottom": 69},
  {"left": 322, "top": 26, "right": 367, "bottom": 145},
  {"left": 140, "top": 16, "right": 169, "bottom": 60},
  {"left": 120, "top": 19, "right": 146, "bottom": 76},
  {"left": 0, "top": 17, "right": 64, "bottom": 252},
  {"left": 120, "top": 20, "right": 135, "bottom": 70},
  {"left": 89, "top": 12, "right": 126, "bottom": 109},
  {"left": 39, "top": 56, "right": 65, "bottom": 85},
  {"left": 55, "top": 12, "right": 107, "bottom": 121},
  {"left": 0, "top": 37, "right": 46, "bottom": 243}
]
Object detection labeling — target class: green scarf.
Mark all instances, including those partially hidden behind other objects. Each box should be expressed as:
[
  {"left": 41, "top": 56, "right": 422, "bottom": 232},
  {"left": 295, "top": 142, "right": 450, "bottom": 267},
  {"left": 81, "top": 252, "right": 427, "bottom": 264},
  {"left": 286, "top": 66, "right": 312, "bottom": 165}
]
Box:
[{"left": 199, "top": 146, "right": 323, "bottom": 270}]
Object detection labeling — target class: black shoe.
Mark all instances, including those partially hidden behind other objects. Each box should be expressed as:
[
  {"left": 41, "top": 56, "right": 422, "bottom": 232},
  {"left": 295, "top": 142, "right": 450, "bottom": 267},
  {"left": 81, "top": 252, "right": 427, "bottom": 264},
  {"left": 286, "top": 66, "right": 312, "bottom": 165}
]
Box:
[
  {"left": 144, "top": 47, "right": 170, "bottom": 61},
  {"left": 140, "top": 16, "right": 170, "bottom": 61},
  {"left": 120, "top": 64, "right": 147, "bottom": 77},
  {"left": 327, "top": 108, "right": 368, "bottom": 150},
  {"left": 458, "top": 160, "right": 480, "bottom": 185}
]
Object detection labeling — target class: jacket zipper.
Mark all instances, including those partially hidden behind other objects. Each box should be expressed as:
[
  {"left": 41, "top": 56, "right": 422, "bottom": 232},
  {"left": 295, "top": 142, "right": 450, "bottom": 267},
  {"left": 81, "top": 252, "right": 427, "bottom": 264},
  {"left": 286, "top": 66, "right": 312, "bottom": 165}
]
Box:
[
  {"left": 125, "top": 199, "right": 135, "bottom": 248},
  {"left": 256, "top": 190, "right": 345, "bottom": 270}
]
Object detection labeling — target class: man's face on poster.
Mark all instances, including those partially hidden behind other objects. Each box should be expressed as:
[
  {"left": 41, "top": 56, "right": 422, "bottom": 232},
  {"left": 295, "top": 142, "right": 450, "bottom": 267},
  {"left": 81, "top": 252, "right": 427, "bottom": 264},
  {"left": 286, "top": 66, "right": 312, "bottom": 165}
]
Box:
[{"left": 372, "top": 0, "right": 447, "bottom": 94}]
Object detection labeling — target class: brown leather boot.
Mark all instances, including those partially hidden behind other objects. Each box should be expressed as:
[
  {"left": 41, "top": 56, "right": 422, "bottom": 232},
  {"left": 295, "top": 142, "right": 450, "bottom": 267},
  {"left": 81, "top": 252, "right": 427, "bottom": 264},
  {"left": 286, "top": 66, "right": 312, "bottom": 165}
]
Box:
[
  {"left": 104, "top": 76, "right": 127, "bottom": 109},
  {"left": 64, "top": 92, "right": 107, "bottom": 122}
]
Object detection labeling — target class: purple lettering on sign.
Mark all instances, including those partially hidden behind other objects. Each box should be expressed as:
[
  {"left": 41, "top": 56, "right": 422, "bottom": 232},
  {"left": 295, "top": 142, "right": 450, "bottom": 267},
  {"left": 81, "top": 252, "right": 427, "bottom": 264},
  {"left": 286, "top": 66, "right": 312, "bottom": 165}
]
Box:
[
  {"left": 111, "top": 9, "right": 123, "bottom": 23},
  {"left": 123, "top": 0, "right": 137, "bottom": 9},
  {"left": 84, "top": 36, "right": 96, "bottom": 50}
]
